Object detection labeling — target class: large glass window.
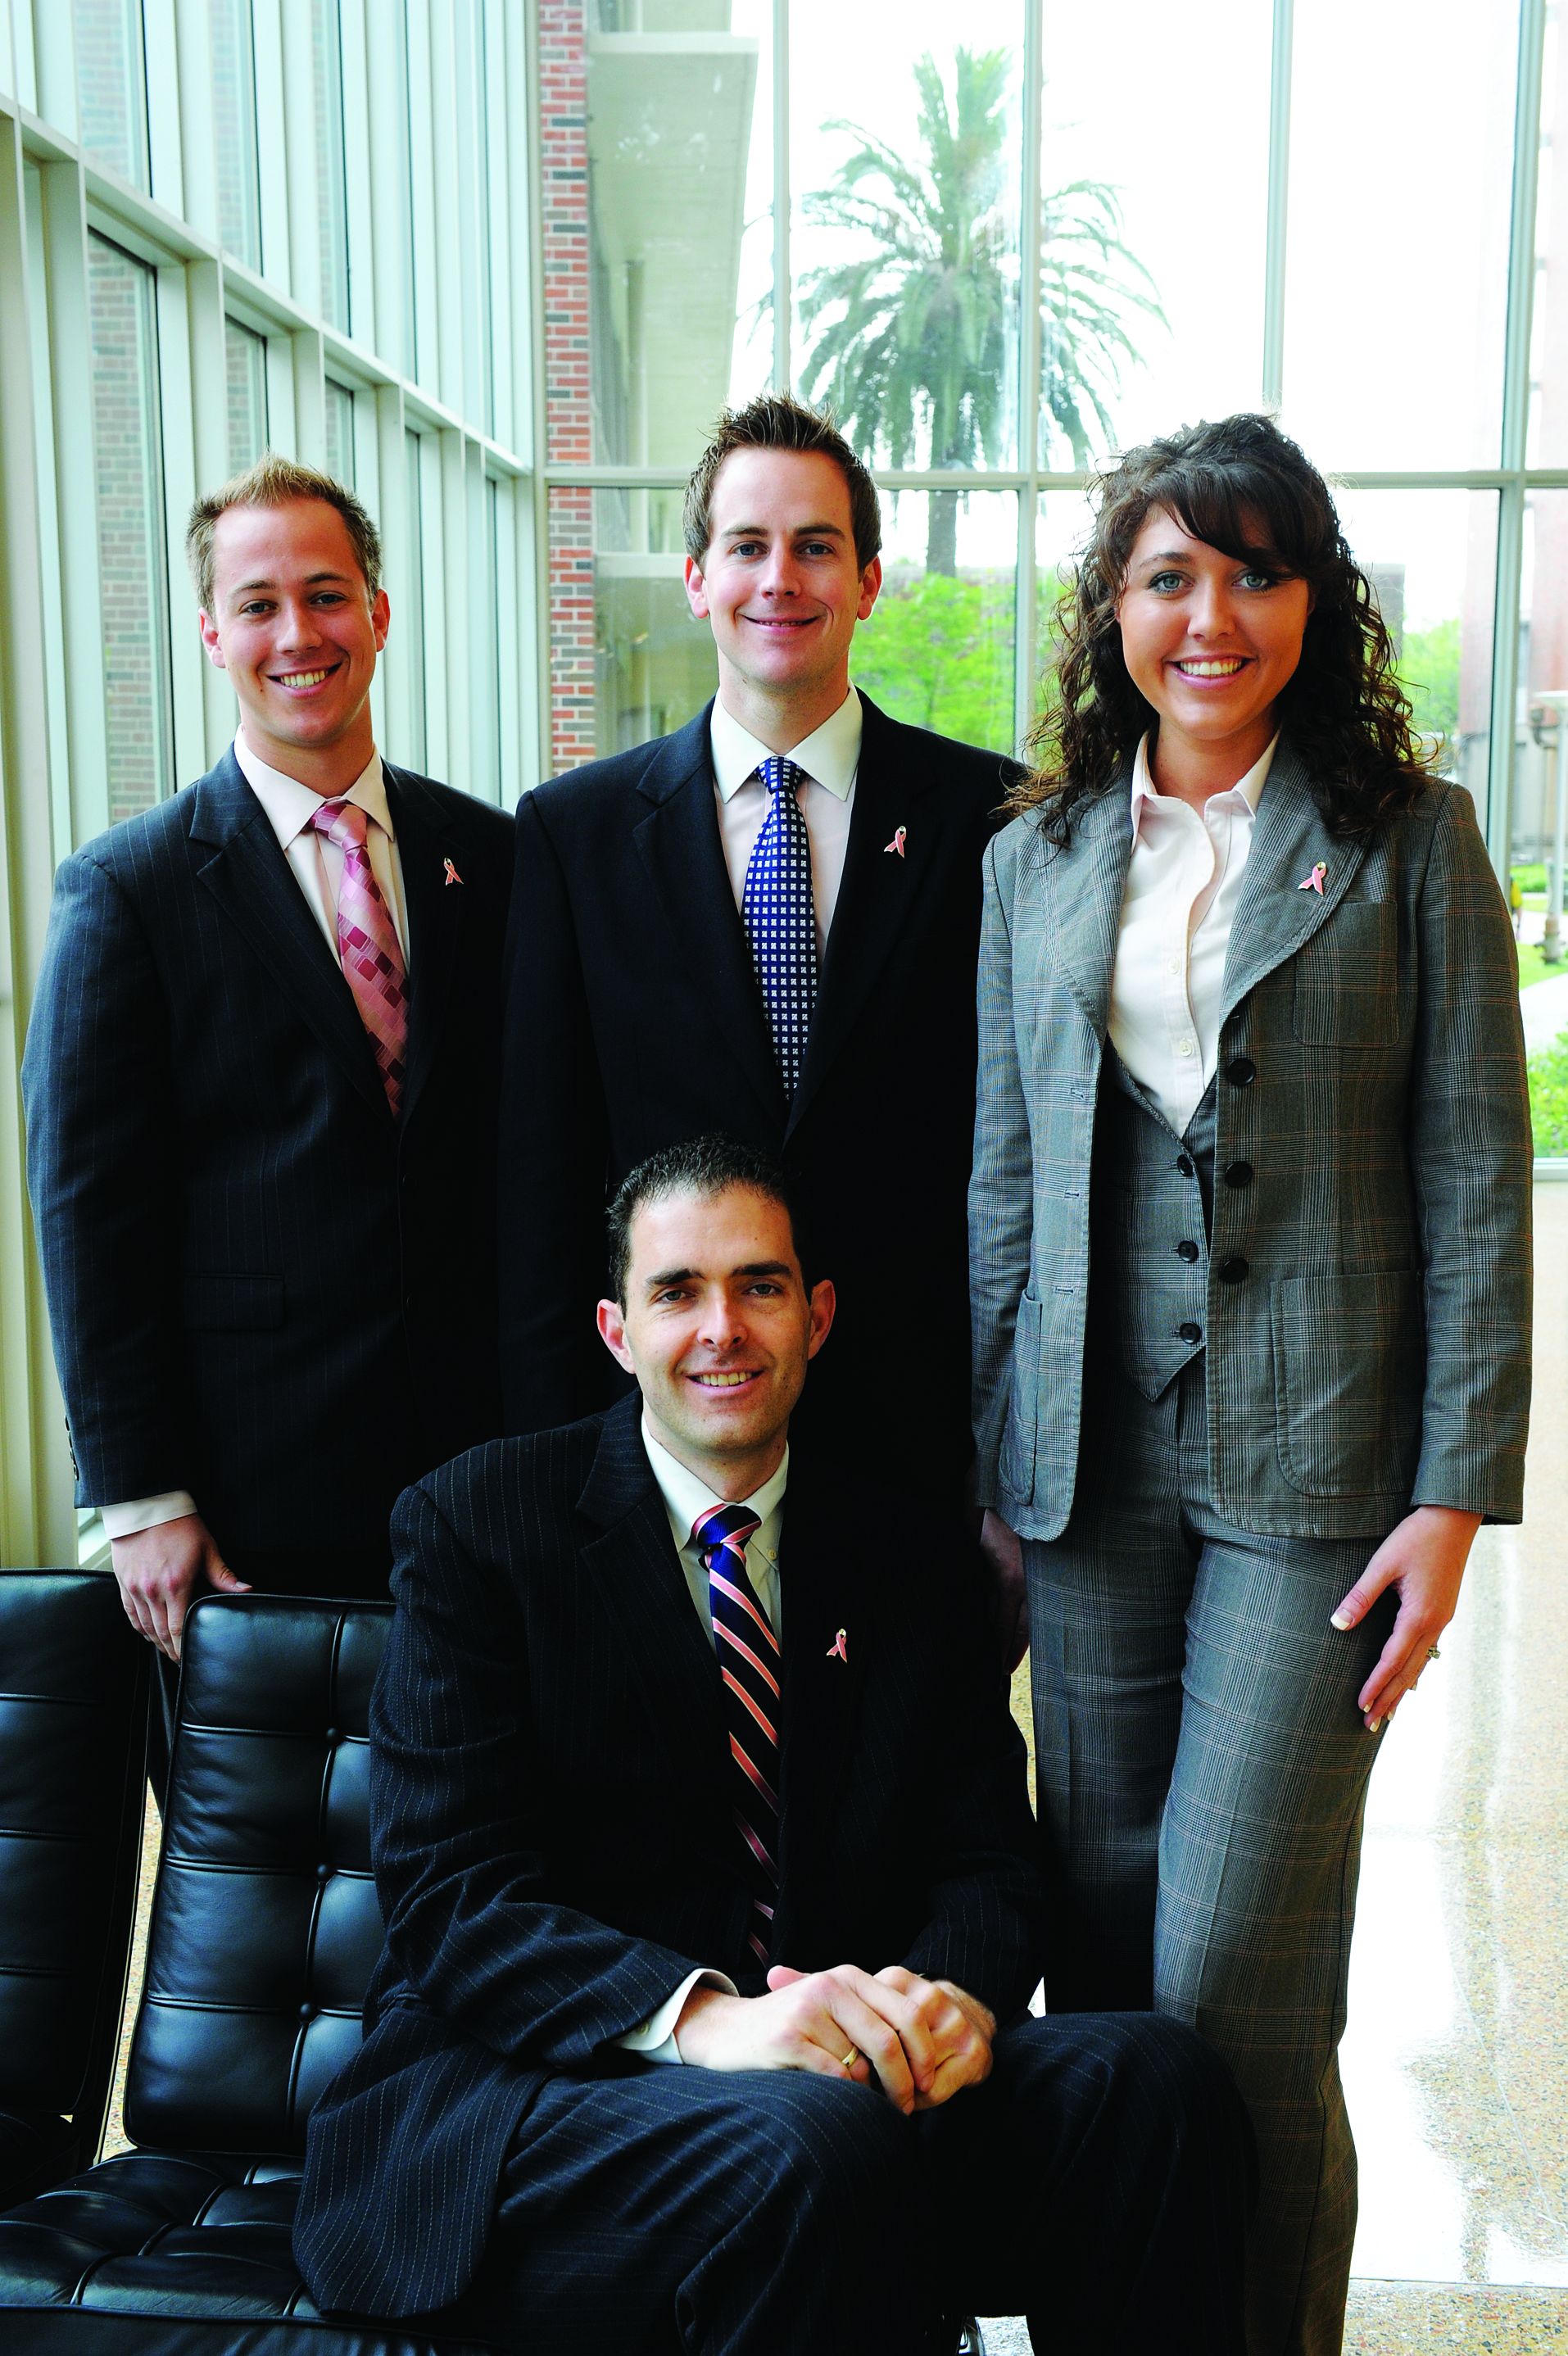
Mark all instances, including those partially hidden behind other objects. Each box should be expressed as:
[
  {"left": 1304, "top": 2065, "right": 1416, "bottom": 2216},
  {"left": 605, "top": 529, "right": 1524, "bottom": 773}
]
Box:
[
  {"left": 312, "top": 0, "right": 351, "bottom": 331},
  {"left": 71, "top": 0, "right": 151, "bottom": 189},
  {"left": 324, "top": 378, "right": 356, "bottom": 487},
  {"left": 855, "top": 492, "right": 1016, "bottom": 749},
  {"left": 402, "top": 428, "right": 428, "bottom": 769},
  {"left": 225, "top": 319, "right": 269, "bottom": 473},
  {"left": 210, "top": 0, "right": 263, "bottom": 272},
  {"left": 86, "top": 232, "right": 174, "bottom": 823}
]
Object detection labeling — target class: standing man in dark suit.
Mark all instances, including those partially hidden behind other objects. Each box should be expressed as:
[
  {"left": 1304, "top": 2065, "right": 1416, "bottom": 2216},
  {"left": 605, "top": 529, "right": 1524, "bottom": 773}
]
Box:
[
  {"left": 23, "top": 455, "right": 513, "bottom": 1701},
  {"left": 499, "top": 393, "right": 1014, "bottom": 1558},
  {"left": 296, "top": 1138, "right": 1249, "bottom": 2350}
]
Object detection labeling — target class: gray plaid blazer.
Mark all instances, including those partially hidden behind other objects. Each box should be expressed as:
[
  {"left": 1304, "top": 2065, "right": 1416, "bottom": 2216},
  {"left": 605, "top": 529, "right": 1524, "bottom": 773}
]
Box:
[{"left": 969, "top": 740, "right": 1534, "bottom": 1542}]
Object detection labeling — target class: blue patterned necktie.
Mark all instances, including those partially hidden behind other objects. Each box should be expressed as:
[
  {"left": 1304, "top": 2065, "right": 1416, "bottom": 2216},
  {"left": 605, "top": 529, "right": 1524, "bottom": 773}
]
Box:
[
  {"left": 741, "top": 756, "right": 818, "bottom": 1096},
  {"left": 692, "top": 1500, "right": 778, "bottom": 1965}
]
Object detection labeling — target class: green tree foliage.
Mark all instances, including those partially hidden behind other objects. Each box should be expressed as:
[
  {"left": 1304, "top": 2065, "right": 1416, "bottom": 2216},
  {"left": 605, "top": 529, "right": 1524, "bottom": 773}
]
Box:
[
  {"left": 797, "top": 49, "right": 1161, "bottom": 575},
  {"left": 855, "top": 569, "right": 1015, "bottom": 746},
  {"left": 1528, "top": 1035, "right": 1568, "bottom": 1155},
  {"left": 1397, "top": 616, "right": 1461, "bottom": 744}
]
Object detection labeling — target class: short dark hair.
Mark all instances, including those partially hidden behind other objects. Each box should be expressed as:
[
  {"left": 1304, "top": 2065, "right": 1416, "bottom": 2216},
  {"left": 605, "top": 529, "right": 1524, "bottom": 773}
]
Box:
[
  {"left": 607, "top": 1136, "right": 809, "bottom": 1303},
  {"left": 683, "top": 392, "right": 882, "bottom": 570},
  {"left": 186, "top": 451, "right": 383, "bottom": 612}
]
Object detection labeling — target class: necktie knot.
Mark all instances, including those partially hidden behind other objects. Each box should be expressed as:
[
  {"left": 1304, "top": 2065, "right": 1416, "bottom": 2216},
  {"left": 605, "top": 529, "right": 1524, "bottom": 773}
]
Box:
[
  {"left": 692, "top": 1501, "right": 763, "bottom": 1569},
  {"left": 306, "top": 797, "right": 369, "bottom": 856},
  {"left": 756, "top": 755, "right": 805, "bottom": 803}
]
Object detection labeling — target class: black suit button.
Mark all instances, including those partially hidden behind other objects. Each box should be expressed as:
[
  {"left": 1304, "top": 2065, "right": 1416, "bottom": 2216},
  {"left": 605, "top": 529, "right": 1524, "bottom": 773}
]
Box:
[
  {"left": 1176, "top": 1239, "right": 1200, "bottom": 1262},
  {"left": 1218, "top": 1255, "right": 1250, "bottom": 1283},
  {"left": 1178, "top": 1321, "right": 1203, "bottom": 1343},
  {"left": 316, "top": 1862, "right": 333, "bottom": 1882},
  {"left": 1176, "top": 1156, "right": 1194, "bottom": 1177},
  {"left": 1224, "top": 1160, "right": 1254, "bottom": 1188},
  {"left": 1225, "top": 1057, "right": 1256, "bottom": 1087},
  {"left": 299, "top": 2004, "right": 315, "bottom": 2022}
]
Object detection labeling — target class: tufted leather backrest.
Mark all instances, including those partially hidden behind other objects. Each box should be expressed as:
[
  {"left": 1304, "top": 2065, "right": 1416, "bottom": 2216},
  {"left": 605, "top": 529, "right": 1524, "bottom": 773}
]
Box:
[
  {"left": 124, "top": 1594, "right": 392, "bottom": 2154},
  {"left": 0, "top": 1570, "right": 147, "bottom": 2184}
]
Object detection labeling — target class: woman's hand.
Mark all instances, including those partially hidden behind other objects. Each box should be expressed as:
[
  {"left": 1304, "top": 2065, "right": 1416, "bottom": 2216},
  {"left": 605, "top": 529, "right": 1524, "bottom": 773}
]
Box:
[
  {"left": 979, "top": 1509, "right": 1029, "bottom": 1672},
  {"left": 1330, "top": 1505, "right": 1482, "bottom": 1732}
]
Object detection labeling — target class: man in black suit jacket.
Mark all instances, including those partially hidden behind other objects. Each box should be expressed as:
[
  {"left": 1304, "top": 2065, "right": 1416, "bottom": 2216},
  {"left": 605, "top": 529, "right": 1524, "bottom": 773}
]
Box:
[
  {"left": 296, "top": 1140, "right": 1248, "bottom": 2351},
  {"left": 499, "top": 393, "right": 1014, "bottom": 1559},
  {"left": 22, "top": 455, "right": 513, "bottom": 1686}
]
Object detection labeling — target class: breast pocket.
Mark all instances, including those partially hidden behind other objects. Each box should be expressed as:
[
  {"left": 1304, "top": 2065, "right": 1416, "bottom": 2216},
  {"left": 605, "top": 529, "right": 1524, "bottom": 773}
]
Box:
[{"left": 1292, "top": 900, "right": 1400, "bottom": 1047}]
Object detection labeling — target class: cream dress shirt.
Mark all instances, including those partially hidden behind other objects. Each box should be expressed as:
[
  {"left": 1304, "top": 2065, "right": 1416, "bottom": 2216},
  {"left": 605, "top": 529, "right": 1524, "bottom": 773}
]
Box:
[
  {"left": 1108, "top": 732, "right": 1278, "bottom": 1135},
  {"left": 616, "top": 1420, "right": 791, "bottom": 2063},
  {"left": 709, "top": 688, "right": 861, "bottom": 957},
  {"left": 101, "top": 732, "right": 410, "bottom": 1539}
]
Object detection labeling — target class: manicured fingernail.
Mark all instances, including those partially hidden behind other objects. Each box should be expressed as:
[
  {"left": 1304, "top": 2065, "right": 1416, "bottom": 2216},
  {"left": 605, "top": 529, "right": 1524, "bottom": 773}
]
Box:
[
  {"left": 1367, "top": 1718, "right": 1382, "bottom": 1734},
  {"left": 1330, "top": 1611, "right": 1353, "bottom": 1631}
]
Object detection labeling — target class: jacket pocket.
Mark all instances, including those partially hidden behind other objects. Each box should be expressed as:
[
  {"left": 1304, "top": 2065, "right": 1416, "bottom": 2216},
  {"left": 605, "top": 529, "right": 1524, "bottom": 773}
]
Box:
[
  {"left": 1271, "top": 1268, "right": 1421, "bottom": 1497},
  {"left": 999, "top": 1287, "right": 1045, "bottom": 1505},
  {"left": 1292, "top": 899, "right": 1400, "bottom": 1046},
  {"left": 179, "top": 1272, "right": 286, "bottom": 1331}
]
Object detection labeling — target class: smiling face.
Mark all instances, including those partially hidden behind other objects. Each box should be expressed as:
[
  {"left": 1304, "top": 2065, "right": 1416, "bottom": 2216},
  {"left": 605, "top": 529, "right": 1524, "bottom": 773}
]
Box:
[
  {"left": 683, "top": 448, "right": 882, "bottom": 745},
  {"left": 1115, "top": 505, "right": 1312, "bottom": 788},
  {"left": 198, "top": 498, "right": 390, "bottom": 790},
  {"left": 596, "top": 1182, "right": 836, "bottom": 1497}
]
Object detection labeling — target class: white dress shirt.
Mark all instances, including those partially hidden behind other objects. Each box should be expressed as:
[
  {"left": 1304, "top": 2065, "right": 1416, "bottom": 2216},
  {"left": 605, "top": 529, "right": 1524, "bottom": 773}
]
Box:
[
  {"left": 709, "top": 688, "right": 861, "bottom": 957},
  {"left": 1108, "top": 732, "right": 1277, "bottom": 1135},
  {"left": 100, "top": 734, "right": 410, "bottom": 1540},
  {"left": 615, "top": 1420, "right": 791, "bottom": 2063}
]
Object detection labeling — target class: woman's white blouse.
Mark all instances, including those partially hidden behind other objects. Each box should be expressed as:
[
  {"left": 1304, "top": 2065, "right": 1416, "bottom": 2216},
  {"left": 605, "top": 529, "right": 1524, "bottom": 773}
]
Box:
[{"left": 1108, "top": 732, "right": 1279, "bottom": 1135}]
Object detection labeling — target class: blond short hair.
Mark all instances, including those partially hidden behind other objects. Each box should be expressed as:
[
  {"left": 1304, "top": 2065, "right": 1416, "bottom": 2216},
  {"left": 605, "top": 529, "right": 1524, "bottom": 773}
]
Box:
[{"left": 186, "top": 451, "right": 383, "bottom": 612}]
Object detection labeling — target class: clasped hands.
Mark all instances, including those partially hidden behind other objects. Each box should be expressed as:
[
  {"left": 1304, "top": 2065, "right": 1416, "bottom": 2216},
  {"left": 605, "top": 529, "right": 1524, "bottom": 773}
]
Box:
[{"left": 673, "top": 1961, "right": 995, "bottom": 2114}]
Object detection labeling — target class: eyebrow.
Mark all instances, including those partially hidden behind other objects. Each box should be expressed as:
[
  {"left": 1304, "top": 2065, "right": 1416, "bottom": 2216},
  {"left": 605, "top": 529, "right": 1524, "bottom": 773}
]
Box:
[
  {"left": 643, "top": 1259, "right": 795, "bottom": 1290},
  {"left": 719, "top": 521, "right": 847, "bottom": 542},
  {"left": 228, "top": 569, "right": 355, "bottom": 596}
]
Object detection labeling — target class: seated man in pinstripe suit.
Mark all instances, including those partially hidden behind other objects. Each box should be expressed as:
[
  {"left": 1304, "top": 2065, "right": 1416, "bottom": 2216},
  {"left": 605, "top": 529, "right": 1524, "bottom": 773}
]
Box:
[{"left": 296, "top": 1137, "right": 1250, "bottom": 2352}]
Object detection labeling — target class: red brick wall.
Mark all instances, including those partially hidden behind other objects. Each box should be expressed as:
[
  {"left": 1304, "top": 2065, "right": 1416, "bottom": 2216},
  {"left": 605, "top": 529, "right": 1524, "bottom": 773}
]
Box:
[{"left": 539, "top": 0, "right": 597, "bottom": 770}]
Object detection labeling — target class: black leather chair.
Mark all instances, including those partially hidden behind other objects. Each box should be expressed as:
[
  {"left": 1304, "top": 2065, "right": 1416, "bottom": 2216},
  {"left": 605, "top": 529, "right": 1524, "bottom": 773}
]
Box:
[
  {"left": 0, "top": 1570, "right": 147, "bottom": 2212},
  {"left": 0, "top": 1594, "right": 508, "bottom": 2354}
]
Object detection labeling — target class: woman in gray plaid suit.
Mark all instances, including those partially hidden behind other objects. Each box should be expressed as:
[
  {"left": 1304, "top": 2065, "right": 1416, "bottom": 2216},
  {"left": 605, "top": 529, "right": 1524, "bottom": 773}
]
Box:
[{"left": 969, "top": 414, "right": 1532, "bottom": 2356}]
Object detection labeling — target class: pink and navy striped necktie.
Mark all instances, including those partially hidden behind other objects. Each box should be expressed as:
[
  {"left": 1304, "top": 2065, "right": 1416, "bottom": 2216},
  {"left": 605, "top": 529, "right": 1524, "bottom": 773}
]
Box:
[
  {"left": 692, "top": 1500, "right": 778, "bottom": 1965},
  {"left": 306, "top": 798, "right": 409, "bottom": 1117}
]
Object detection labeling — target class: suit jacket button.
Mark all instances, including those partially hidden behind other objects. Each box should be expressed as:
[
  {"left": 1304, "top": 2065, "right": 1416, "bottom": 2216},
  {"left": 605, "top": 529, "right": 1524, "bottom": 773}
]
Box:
[
  {"left": 1176, "top": 1155, "right": 1194, "bottom": 1177},
  {"left": 1224, "top": 1057, "right": 1256, "bottom": 1087},
  {"left": 1176, "top": 1239, "right": 1200, "bottom": 1262},
  {"left": 1224, "top": 1160, "right": 1254, "bottom": 1187},
  {"left": 1178, "top": 1321, "right": 1203, "bottom": 1343},
  {"left": 1218, "top": 1255, "right": 1250, "bottom": 1283}
]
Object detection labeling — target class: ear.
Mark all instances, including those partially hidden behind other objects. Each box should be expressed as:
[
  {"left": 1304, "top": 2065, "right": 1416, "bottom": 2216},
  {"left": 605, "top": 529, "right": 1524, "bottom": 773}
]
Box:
[
  {"left": 197, "top": 609, "right": 227, "bottom": 670},
  {"left": 596, "top": 1298, "right": 635, "bottom": 1374},
  {"left": 683, "top": 555, "right": 711, "bottom": 622},
  {"left": 371, "top": 587, "right": 392, "bottom": 653},
  {"left": 804, "top": 1277, "right": 836, "bottom": 1361},
  {"left": 856, "top": 556, "right": 882, "bottom": 623}
]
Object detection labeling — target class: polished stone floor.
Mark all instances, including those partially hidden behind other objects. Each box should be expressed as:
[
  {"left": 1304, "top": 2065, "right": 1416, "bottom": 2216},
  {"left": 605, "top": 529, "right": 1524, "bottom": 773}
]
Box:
[{"left": 111, "top": 1190, "right": 1568, "bottom": 2350}]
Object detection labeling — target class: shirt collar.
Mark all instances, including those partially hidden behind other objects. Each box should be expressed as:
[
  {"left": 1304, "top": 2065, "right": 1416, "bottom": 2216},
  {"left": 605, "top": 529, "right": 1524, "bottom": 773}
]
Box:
[
  {"left": 641, "top": 1416, "right": 790, "bottom": 1554},
  {"left": 1129, "top": 730, "right": 1277, "bottom": 833},
  {"left": 233, "top": 731, "right": 392, "bottom": 851},
  {"left": 709, "top": 686, "right": 862, "bottom": 804}
]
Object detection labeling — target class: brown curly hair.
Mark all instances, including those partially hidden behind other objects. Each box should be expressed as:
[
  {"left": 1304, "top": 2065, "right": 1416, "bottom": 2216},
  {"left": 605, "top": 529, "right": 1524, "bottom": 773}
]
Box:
[{"left": 1014, "top": 413, "right": 1433, "bottom": 841}]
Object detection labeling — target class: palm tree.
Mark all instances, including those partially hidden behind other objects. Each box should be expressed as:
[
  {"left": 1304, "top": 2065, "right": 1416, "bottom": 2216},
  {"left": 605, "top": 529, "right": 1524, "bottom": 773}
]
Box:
[{"left": 797, "top": 49, "right": 1162, "bottom": 575}]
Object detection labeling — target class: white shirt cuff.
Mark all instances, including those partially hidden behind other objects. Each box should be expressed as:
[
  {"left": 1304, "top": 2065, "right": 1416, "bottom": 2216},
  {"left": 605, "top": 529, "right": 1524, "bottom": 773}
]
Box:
[
  {"left": 614, "top": 1968, "right": 738, "bottom": 2064},
  {"left": 100, "top": 1491, "right": 200, "bottom": 1540}
]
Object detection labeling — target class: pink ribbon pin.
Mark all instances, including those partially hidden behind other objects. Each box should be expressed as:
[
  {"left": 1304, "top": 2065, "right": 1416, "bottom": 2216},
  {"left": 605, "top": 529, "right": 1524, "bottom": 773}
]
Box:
[
  {"left": 826, "top": 1628, "right": 849, "bottom": 1663},
  {"left": 442, "top": 858, "right": 463, "bottom": 887},
  {"left": 883, "top": 827, "right": 907, "bottom": 859},
  {"left": 1298, "top": 860, "right": 1327, "bottom": 895}
]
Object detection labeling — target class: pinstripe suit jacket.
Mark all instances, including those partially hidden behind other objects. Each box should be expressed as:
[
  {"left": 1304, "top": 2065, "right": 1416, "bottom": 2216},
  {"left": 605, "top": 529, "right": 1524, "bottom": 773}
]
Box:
[
  {"left": 293, "top": 1397, "right": 1043, "bottom": 2317},
  {"left": 20, "top": 750, "right": 514, "bottom": 1551},
  {"left": 969, "top": 741, "right": 1534, "bottom": 1542}
]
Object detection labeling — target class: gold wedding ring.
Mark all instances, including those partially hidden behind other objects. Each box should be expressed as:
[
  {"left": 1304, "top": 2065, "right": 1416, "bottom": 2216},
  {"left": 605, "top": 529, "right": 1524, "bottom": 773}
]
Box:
[{"left": 839, "top": 2046, "right": 860, "bottom": 2070}]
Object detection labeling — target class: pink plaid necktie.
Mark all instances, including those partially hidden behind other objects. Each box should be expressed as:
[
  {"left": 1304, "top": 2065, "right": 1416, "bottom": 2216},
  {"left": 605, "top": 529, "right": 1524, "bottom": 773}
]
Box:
[{"left": 306, "top": 799, "right": 408, "bottom": 1116}]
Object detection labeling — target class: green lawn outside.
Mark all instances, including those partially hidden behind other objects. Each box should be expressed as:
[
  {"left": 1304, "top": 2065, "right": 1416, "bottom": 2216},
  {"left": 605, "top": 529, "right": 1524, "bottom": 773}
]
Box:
[
  {"left": 1529, "top": 1036, "right": 1568, "bottom": 1156},
  {"left": 1519, "top": 940, "right": 1557, "bottom": 990}
]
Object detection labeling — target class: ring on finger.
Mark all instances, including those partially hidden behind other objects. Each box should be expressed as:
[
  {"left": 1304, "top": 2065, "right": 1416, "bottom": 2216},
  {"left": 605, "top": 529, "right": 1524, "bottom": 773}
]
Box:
[
  {"left": 1426, "top": 1644, "right": 1441, "bottom": 1662},
  {"left": 839, "top": 2046, "right": 859, "bottom": 2071}
]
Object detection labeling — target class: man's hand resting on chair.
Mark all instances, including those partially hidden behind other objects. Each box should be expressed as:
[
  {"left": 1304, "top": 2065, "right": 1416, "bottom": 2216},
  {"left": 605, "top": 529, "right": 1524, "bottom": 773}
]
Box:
[{"left": 673, "top": 1961, "right": 995, "bottom": 2114}]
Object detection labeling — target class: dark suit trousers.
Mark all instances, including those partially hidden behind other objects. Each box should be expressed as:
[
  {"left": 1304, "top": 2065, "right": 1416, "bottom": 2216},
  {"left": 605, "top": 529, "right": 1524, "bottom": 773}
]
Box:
[
  {"left": 443, "top": 2014, "right": 1250, "bottom": 2354},
  {"left": 149, "top": 1540, "right": 392, "bottom": 1798}
]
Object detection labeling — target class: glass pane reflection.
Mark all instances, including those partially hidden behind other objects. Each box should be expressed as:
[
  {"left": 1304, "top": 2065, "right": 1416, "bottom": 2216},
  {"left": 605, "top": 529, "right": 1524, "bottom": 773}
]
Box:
[
  {"left": 71, "top": 0, "right": 151, "bottom": 190},
  {"left": 225, "top": 319, "right": 269, "bottom": 473},
  {"left": 211, "top": 0, "right": 263, "bottom": 271}
]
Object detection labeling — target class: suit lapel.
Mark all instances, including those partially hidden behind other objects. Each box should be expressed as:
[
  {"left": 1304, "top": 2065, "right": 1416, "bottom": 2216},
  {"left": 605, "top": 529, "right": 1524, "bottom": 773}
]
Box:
[
  {"left": 189, "top": 751, "right": 387, "bottom": 1116},
  {"left": 1220, "top": 738, "right": 1369, "bottom": 1022},
  {"left": 631, "top": 705, "right": 786, "bottom": 1123},
  {"left": 575, "top": 1400, "right": 733, "bottom": 1860},
  {"left": 787, "top": 697, "right": 946, "bottom": 1138},
  {"left": 1040, "top": 772, "right": 1135, "bottom": 1041},
  {"left": 388, "top": 767, "right": 468, "bottom": 1124},
  {"left": 771, "top": 1461, "right": 869, "bottom": 1945}
]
